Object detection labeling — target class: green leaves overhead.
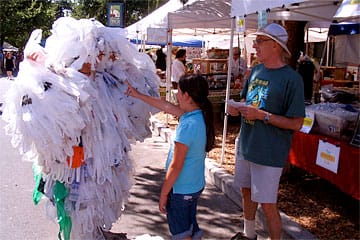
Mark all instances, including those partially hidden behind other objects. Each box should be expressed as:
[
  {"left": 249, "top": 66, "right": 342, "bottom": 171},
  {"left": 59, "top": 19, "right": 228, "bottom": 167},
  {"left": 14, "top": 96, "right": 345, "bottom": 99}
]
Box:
[{"left": 0, "top": 0, "right": 168, "bottom": 51}]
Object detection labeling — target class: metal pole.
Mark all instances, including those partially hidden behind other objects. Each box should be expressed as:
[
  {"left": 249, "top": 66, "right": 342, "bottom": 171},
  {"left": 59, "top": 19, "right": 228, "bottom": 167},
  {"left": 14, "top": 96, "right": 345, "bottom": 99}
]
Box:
[
  {"left": 326, "top": 37, "right": 330, "bottom": 66},
  {"left": 136, "top": 30, "right": 139, "bottom": 50},
  {"left": 319, "top": 37, "right": 328, "bottom": 67},
  {"left": 165, "top": 26, "right": 173, "bottom": 127},
  {"left": 306, "top": 28, "right": 309, "bottom": 55},
  {"left": 220, "top": 17, "right": 235, "bottom": 165}
]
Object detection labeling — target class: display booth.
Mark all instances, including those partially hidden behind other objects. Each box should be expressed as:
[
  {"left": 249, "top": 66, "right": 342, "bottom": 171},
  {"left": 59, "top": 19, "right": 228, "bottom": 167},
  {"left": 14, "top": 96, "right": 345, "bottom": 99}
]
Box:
[
  {"left": 292, "top": 101, "right": 359, "bottom": 200},
  {"left": 288, "top": 131, "right": 359, "bottom": 200},
  {"left": 290, "top": 20, "right": 360, "bottom": 200}
]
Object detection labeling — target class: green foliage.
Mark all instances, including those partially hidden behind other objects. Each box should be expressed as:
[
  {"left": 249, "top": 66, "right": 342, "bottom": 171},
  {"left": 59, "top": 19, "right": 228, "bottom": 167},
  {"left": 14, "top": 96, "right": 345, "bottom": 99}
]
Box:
[
  {"left": 0, "top": 0, "right": 56, "bottom": 50},
  {"left": 71, "top": 0, "right": 107, "bottom": 24},
  {"left": 125, "top": 0, "right": 168, "bottom": 26},
  {"left": 0, "top": 0, "right": 169, "bottom": 51}
]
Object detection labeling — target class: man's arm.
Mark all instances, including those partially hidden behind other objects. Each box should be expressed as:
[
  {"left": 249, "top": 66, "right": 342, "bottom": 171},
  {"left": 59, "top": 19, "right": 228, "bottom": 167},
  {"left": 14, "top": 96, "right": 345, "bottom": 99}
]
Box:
[{"left": 232, "top": 105, "right": 304, "bottom": 131}]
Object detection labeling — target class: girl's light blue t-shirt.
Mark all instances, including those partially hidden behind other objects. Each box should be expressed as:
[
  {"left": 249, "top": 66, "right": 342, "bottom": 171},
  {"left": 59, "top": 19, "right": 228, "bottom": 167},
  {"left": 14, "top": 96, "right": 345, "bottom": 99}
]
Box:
[{"left": 166, "top": 109, "right": 206, "bottom": 194}]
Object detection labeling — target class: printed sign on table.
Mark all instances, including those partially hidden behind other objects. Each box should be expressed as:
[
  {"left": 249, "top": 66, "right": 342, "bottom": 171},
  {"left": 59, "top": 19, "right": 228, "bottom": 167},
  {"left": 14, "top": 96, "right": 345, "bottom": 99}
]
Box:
[
  {"left": 316, "top": 140, "right": 340, "bottom": 174},
  {"left": 300, "top": 110, "right": 315, "bottom": 134}
]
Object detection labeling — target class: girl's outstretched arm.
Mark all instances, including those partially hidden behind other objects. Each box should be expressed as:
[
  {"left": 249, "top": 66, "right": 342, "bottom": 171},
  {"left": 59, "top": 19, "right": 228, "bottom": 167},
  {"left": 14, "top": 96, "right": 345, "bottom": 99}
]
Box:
[{"left": 126, "top": 81, "right": 184, "bottom": 117}]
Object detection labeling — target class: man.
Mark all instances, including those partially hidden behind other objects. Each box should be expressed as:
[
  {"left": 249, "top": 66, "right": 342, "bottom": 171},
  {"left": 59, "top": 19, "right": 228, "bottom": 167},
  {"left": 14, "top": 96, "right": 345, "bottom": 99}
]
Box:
[
  {"left": 231, "top": 47, "right": 247, "bottom": 88},
  {"left": 227, "top": 23, "right": 305, "bottom": 240}
]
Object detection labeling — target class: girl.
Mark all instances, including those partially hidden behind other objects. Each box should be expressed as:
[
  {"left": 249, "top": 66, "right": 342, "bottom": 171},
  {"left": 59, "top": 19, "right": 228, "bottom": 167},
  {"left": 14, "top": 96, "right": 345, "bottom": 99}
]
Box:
[{"left": 126, "top": 74, "right": 215, "bottom": 240}]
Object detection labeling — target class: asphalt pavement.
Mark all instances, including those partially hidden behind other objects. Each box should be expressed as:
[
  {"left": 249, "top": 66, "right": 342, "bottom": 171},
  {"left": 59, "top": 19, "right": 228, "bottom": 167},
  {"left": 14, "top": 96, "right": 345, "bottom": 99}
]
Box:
[{"left": 0, "top": 77, "right": 317, "bottom": 239}]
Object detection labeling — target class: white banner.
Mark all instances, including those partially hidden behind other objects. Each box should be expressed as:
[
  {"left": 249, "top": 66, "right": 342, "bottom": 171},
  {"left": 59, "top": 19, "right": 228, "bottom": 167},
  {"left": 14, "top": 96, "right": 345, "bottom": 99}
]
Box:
[{"left": 147, "top": 28, "right": 167, "bottom": 44}]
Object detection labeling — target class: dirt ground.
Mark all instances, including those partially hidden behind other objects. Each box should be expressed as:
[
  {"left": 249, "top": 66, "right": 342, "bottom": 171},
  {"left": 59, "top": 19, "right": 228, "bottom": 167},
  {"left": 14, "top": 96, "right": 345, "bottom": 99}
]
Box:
[{"left": 154, "top": 112, "right": 360, "bottom": 240}]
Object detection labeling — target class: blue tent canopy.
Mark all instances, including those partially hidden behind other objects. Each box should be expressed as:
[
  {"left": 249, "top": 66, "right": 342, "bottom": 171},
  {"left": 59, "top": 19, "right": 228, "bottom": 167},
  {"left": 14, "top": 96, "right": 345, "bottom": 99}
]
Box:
[
  {"left": 328, "top": 22, "right": 360, "bottom": 36},
  {"left": 129, "top": 38, "right": 204, "bottom": 48}
]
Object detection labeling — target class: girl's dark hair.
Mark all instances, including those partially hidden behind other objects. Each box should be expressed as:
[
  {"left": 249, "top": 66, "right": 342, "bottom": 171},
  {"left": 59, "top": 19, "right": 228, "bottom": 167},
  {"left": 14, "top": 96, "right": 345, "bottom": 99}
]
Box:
[
  {"left": 175, "top": 49, "right": 186, "bottom": 59},
  {"left": 178, "top": 74, "right": 215, "bottom": 152}
]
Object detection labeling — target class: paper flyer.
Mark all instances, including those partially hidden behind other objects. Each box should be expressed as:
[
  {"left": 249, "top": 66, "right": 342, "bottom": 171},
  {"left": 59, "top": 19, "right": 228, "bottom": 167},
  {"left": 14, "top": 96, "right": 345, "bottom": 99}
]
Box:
[{"left": 316, "top": 140, "right": 340, "bottom": 174}]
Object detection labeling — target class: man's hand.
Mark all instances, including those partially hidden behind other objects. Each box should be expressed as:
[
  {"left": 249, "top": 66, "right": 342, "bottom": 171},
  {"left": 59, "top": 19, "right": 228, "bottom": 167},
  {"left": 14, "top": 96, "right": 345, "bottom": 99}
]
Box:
[
  {"left": 227, "top": 104, "right": 240, "bottom": 116},
  {"left": 237, "top": 105, "right": 261, "bottom": 121}
]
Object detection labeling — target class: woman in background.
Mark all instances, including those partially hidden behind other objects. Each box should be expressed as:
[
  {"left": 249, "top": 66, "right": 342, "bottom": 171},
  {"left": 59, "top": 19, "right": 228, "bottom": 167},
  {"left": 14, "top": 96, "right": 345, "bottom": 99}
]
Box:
[
  {"left": 171, "top": 49, "right": 186, "bottom": 89},
  {"left": 4, "top": 51, "right": 16, "bottom": 79}
]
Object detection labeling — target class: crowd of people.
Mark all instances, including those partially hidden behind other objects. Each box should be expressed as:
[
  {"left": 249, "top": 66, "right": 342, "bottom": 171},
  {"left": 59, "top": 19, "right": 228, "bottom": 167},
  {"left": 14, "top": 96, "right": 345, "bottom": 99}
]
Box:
[{"left": 2, "top": 19, "right": 306, "bottom": 240}]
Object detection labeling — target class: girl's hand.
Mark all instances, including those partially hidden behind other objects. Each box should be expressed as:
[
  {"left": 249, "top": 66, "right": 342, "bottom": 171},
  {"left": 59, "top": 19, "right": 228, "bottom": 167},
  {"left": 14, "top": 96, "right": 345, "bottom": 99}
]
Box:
[
  {"left": 79, "top": 62, "right": 92, "bottom": 76},
  {"left": 159, "top": 193, "right": 167, "bottom": 214},
  {"left": 125, "top": 81, "right": 141, "bottom": 98}
]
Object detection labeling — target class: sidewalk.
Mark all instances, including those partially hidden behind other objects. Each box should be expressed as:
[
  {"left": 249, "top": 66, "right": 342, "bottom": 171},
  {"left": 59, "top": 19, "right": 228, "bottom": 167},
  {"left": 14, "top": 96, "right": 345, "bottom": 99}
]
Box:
[{"left": 150, "top": 118, "right": 318, "bottom": 240}]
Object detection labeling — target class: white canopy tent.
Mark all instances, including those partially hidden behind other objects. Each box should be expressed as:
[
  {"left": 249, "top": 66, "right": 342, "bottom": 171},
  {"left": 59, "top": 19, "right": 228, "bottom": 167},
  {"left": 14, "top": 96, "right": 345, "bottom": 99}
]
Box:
[
  {"left": 126, "top": 0, "right": 239, "bottom": 49},
  {"left": 2, "top": 42, "right": 19, "bottom": 52},
  {"left": 333, "top": 0, "right": 360, "bottom": 21},
  {"left": 126, "top": 0, "right": 185, "bottom": 39},
  {"left": 168, "top": 0, "right": 341, "bottom": 31},
  {"left": 232, "top": 0, "right": 340, "bottom": 23}
]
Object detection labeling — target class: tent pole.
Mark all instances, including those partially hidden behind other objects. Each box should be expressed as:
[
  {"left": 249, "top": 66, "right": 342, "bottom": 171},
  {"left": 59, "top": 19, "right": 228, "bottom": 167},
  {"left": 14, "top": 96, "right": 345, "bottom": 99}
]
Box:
[
  {"left": 319, "top": 37, "right": 328, "bottom": 68},
  {"left": 142, "top": 34, "right": 146, "bottom": 52},
  {"left": 165, "top": 27, "right": 173, "bottom": 127},
  {"left": 220, "top": 16, "right": 236, "bottom": 165},
  {"left": 306, "top": 28, "right": 309, "bottom": 55},
  {"left": 326, "top": 37, "right": 330, "bottom": 66},
  {"left": 243, "top": 33, "right": 247, "bottom": 67},
  {"left": 136, "top": 30, "right": 139, "bottom": 50}
]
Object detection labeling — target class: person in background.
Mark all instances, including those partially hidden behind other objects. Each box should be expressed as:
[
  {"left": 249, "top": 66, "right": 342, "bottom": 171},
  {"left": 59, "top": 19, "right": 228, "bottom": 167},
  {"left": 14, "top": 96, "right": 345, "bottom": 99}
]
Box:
[
  {"left": 126, "top": 74, "right": 215, "bottom": 240},
  {"left": 244, "top": 53, "right": 260, "bottom": 81},
  {"left": 227, "top": 23, "right": 305, "bottom": 240},
  {"left": 155, "top": 45, "right": 167, "bottom": 72},
  {"left": 4, "top": 51, "right": 16, "bottom": 79},
  {"left": 15, "top": 50, "right": 24, "bottom": 73},
  {"left": 296, "top": 52, "right": 315, "bottom": 103},
  {"left": 231, "top": 47, "right": 247, "bottom": 88},
  {"left": 0, "top": 48, "right": 4, "bottom": 75},
  {"left": 171, "top": 48, "right": 186, "bottom": 89},
  {"left": 250, "top": 54, "right": 260, "bottom": 68},
  {"left": 171, "top": 46, "right": 179, "bottom": 60}
]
